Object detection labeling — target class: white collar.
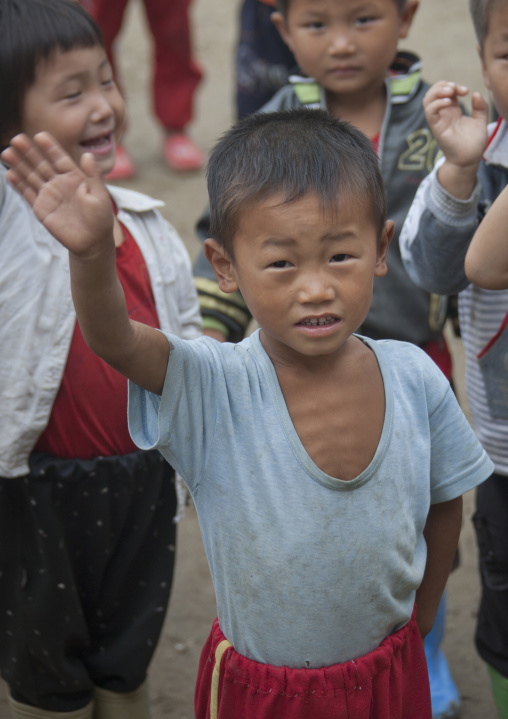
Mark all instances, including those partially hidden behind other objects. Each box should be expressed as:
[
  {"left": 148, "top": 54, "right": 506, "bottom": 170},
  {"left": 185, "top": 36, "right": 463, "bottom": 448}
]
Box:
[
  {"left": 107, "top": 183, "right": 164, "bottom": 213},
  {"left": 483, "top": 117, "right": 508, "bottom": 169}
]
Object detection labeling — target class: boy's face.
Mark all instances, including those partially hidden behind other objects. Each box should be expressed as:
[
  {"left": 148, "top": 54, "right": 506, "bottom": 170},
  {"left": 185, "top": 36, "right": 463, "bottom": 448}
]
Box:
[
  {"left": 21, "top": 45, "right": 124, "bottom": 176},
  {"left": 206, "top": 192, "right": 392, "bottom": 365},
  {"left": 480, "top": 2, "right": 508, "bottom": 121},
  {"left": 272, "top": 0, "right": 418, "bottom": 101}
]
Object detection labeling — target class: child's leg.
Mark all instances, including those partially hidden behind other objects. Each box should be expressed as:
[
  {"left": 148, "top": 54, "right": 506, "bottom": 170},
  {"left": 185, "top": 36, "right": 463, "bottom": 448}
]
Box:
[
  {"left": 87, "top": 0, "right": 130, "bottom": 80},
  {"left": 473, "top": 474, "right": 508, "bottom": 719},
  {"left": 93, "top": 681, "right": 150, "bottom": 719},
  {"left": 142, "top": 0, "right": 202, "bottom": 131},
  {"left": 487, "top": 664, "right": 508, "bottom": 719},
  {"left": 8, "top": 696, "right": 93, "bottom": 719},
  {"left": 195, "top": 609, "right": 431, "bottom": 719}
]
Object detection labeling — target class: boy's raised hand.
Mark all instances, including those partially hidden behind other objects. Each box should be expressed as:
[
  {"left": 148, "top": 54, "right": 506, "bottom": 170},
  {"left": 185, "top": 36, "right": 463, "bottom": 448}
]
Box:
[
  {"left": 1, "top": 132, "right": 113, "bottom": 256},
  {"left": 424, "top": 82, "right": 489, "bottom": 171}
]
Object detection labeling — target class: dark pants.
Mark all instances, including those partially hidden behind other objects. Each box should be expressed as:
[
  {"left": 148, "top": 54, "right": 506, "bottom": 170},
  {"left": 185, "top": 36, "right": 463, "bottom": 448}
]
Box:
[
  {"left": 0, "top": 450, "right": 177, "bottom": 712},
  {"left": 474, "top": 472, "right": 508, "bottom": 678}
]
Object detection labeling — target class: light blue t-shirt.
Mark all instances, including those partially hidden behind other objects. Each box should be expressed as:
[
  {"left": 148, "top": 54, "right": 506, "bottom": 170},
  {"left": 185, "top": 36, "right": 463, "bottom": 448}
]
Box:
[{"left": 129, "top": 331, "right": 493, "bottom": 668}]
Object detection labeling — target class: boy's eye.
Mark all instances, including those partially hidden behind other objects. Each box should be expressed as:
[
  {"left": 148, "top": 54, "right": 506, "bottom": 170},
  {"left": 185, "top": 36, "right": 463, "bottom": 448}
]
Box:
[
  {"left": 355, "top": 15, "right": 376, "bottom": 26},
  {"left": 305, "top": 20, "right": 325, "bottom": 29},
  {"left": 330, "top": 253, "right": 350, "bottom": 263},
  {"left": 270, "top": 260, "right": 292, "bottom": 268}
]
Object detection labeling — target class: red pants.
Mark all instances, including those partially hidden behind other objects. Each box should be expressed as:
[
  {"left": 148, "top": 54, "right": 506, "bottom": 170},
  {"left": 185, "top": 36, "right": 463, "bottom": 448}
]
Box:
[
  {"left": 195, "top": 609, "right": 431, "bottom": 719},
  {"left": 89, "top": 0, "right": 202, "bottom": 130}
]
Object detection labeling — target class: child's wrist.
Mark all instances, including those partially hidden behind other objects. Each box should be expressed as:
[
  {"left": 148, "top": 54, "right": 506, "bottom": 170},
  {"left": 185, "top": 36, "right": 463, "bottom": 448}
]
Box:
[{"left": 437, "top": 160, "right": 479, "bottom": 200}]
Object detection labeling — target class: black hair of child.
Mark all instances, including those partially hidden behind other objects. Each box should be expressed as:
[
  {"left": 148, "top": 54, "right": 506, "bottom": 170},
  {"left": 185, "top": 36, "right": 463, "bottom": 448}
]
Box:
[
  {"left": 207, "top": 108, "right": 387, "bottom": 259},
  {"left": 469, "top": 0, "right": 508, "bottom": 48},
  {"left": 0, "top": 0, "right": 104, "bottom": 151},
  {"left": 274, "top": 0, "right": 409, "bottom": 20}
]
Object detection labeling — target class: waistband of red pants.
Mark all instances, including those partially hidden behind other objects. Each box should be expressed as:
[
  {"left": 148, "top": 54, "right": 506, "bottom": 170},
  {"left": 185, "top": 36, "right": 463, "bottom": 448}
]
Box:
[{"left": 205, "top": 606, "right": 424, "bottom": 696}]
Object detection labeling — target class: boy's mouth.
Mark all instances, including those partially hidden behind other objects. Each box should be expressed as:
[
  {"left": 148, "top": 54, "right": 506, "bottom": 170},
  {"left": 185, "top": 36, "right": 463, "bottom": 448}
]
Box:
[
  {"left": 298, "top": 316, "right": 337, "bottom": 326},
  {"left": 329, "top": 65, "right": 360, "bottom": 77}
]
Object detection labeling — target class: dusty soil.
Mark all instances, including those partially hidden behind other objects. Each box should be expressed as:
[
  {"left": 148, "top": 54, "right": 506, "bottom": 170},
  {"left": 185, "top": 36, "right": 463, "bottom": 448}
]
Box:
[{"left": 0, "top": 0, "right": 500, "bottom": 716}]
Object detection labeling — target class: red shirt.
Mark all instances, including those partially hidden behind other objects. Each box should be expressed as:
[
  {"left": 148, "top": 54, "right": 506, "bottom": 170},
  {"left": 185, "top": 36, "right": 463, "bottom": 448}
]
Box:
[{"left": 35, "top": 221, "right": 160, "bottom": 458}]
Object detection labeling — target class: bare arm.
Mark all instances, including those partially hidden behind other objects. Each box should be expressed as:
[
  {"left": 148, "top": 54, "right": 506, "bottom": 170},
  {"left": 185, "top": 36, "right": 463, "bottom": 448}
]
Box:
[
  {"left": 1, "top": 133, "right": 169, "bottom": 394},
  {"left": 465, "top": 183, "right": 508, "bottom": 288},
  {"left": 424, "top": 81, "right": 488, "bottom": 199},
  {"left": 415, "top": 496, "right": 463, "bottom": 638}
]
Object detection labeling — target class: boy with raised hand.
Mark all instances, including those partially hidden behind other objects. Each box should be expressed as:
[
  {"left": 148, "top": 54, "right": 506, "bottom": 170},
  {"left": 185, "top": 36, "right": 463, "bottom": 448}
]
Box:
[
  {"left": 192, "top": 4, "right": 461, "bottom": 712},
  {"left": 2, "top": 109, "right": 493, "bottom": 719},
  {"left": 400, "top": 1, "right": 508, "bottom": 715}
]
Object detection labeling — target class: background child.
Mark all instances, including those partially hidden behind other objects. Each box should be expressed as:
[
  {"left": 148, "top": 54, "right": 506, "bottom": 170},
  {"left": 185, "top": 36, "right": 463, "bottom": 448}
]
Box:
[
  {"left": 400, "top": 1, "right": 508, "bottom": 716},
  {"left": 192, "top": 1, "right": 460, "bottom": 714},
  {"left": 194, "top": 0, "right": 448, "bottom": 357},
  {"left": 2, "top": 108, "right": 494, "bottom": 719},
  {"left": 0, "top": 1, "right": 201, "bottom": 718}
]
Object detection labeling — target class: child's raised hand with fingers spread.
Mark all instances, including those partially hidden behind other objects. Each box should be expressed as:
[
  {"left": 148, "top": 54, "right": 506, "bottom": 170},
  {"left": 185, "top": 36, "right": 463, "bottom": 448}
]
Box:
[
  {"left": 2, "top": 130, "right": 170, "bottom": 396},
  {"left": 2, "top": 132, "right": 114, "bottom": 258},
  {"left": 424, "top": 81, "right": 489, "bottom": 199}
]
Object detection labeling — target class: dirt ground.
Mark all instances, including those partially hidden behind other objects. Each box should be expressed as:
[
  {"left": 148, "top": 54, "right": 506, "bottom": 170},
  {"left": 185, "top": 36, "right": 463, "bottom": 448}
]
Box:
[{"left": 0, "top": 0, "right": 501, "bottom": 716}]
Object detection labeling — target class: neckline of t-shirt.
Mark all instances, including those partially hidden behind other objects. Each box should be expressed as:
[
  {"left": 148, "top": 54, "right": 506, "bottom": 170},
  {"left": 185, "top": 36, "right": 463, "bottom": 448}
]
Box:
[{"left": 250, "top": 330, "right": 394, "bottom": 491}]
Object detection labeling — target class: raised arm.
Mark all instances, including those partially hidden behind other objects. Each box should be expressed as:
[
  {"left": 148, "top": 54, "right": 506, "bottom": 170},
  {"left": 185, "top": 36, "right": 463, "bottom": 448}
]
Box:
[
  {"left": 1, "top": 133, "right": 169, "bottom": 394},
  {"left": 424, "top": 81, "right": 488, "bottom": 199},
  {"left": 465, "top": 182, "right": 508, "bottom": 289}
]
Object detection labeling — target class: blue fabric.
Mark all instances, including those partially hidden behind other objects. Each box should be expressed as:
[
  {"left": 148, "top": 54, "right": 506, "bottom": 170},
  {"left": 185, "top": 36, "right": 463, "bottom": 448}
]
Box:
[{"left": 129, "top": 331, "right": 493, "bottom": 669}]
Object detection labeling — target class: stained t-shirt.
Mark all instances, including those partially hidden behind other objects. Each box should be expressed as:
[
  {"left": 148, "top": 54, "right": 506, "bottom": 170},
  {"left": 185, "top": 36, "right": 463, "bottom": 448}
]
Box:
[{"left": 128, "top": 331, "right": 493, "bottom": 668}]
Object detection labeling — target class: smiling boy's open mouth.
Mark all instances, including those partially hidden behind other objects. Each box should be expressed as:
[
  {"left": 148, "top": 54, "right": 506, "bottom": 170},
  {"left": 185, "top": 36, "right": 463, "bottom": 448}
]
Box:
[{"left": 80, "top": 133, "right": 112, "bottom": 149}]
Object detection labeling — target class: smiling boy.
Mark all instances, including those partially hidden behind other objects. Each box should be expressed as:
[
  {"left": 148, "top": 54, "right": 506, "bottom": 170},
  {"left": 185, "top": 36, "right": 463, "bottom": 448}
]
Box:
[
  {"left": 2, "top": 109, "right": 493, "bottom": 719},
  {"left": 0, "top": 3, "right": 202, "bottom": 717}
]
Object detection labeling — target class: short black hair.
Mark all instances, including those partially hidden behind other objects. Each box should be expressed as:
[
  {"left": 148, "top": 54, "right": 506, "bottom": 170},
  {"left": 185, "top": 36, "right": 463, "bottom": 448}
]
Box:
[
  {"left": 275, "top": 0, "right": 408, "bottom": 19},
  {"left": 207, "top": 109, "right": 386, "bottom": 259},
  {"left": 469, "top": 0, "right": 508, "bottom": 49},
  {"left": 0, "top": 0, "right": 104, "bottom": 151}
]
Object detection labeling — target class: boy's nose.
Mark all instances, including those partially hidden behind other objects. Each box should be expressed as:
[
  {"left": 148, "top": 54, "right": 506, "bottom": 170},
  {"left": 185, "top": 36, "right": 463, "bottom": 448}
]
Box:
[
  {"left": 329, "top": 28, "right": 355, "bottom": 55},
  {"left": 297, "top": 274, "right": 335, "bottom": 304}
]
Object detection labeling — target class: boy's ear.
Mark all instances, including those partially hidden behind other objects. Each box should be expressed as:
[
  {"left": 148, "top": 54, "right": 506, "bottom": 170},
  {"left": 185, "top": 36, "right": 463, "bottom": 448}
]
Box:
[
  {"left": 204, "top": 238, "right": 240, "bottom": 293},
  {"left": 271, "top": 12, "right": 293, "bottom": 51},
  {"left": 374, "top": 220, "right": 394, "bottom": 277},
  {"left": 398, "top": 1, "right": 419, "bottom": 39}
]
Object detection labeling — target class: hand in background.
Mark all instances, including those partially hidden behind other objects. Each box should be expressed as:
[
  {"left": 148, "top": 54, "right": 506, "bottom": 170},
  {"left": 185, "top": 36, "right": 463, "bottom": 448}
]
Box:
[{"left": 424, "top": 81, "right": 489, "bottom": 170}]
